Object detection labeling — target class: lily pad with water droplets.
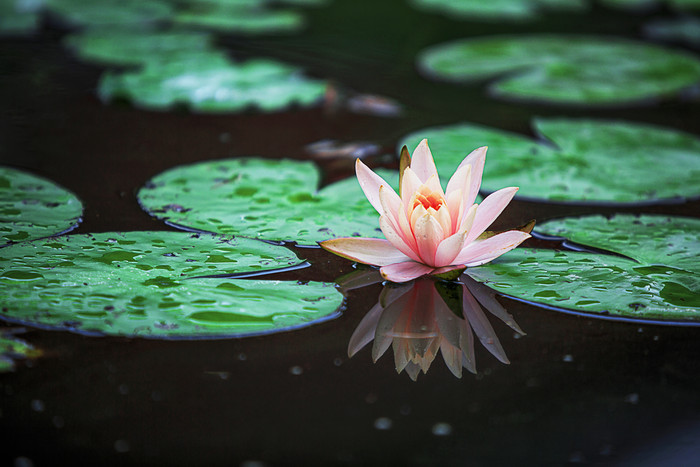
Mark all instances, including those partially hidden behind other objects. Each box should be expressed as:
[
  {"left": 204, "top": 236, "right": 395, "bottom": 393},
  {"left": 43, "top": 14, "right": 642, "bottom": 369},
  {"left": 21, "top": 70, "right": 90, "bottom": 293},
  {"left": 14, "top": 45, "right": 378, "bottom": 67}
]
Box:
[
  {"left": 0, "top": 166, "right": 83, "bottom": 246},
  {"left": 0, "top": 231, "right": 344, "bottom": 338},
  {"left": 98, "top": 54, "right": 327, "bottom": 112},
  {"left": 468, "top": 215, "right": 700, "bottom": 323},
  {"left": 410, "top": 0, "right": 586, "bottom": 21},
  {"left": 400, "top": 118, "right": 700, "bottom": 204},
  {"left": 138, "top": 158, "right": 398, "bottom": 245},
  {"left": 64, "top": 28, "right": 216, "bottom": 66},
  {"left": 46, "top": 0, "right": 174, "bottom": 27},
  {"left": 417, "top": 35, "right": 700, "bottom": 105}
]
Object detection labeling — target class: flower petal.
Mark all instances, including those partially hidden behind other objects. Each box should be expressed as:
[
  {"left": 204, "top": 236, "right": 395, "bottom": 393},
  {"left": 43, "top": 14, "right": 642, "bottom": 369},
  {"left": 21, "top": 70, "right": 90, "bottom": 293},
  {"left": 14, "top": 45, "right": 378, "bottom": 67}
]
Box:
[
  {"left": 401, "top": 167, "right": 422, "bottom": 211},
  {"left": 320, "top": 237, "right": 411, "bottom": 266},
  {"left": 454, "top": 230, "right": 530, "bottom": 266},
  {"left": 462, "top": 286, "right": 509, "bottom": 364},
  {"left": 410, "top": 139, "right": 438, "bottom": 183},
  {"left": 464, "top": 186, "right": 518, "bottom": 243},
  {"left": 348, "top": 302, "right": 384, "bottom": 357},
  {"left": 356, "top": 158, "right": 395, "bottom": 215},
  {"left": 457, "top": 146, "right": 487, "bottom": 208},
  {"left": 413, "top": 213, "right": 445, "bottom": 265},
  {"left": 380, "top": 261, "right": 435, "bottom": 282},
  {"left": 434, "top": 228, "right": 468, "bottom": 267},
  {"left": 379, "top": 215, "right": 422, "bottom": 263}
]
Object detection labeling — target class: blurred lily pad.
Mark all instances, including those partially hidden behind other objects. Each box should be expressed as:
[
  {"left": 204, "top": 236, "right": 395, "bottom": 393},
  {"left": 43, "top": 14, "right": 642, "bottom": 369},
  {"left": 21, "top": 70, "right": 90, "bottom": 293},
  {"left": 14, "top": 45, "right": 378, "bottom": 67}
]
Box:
[
  {"left": 138, "top": 158, "right": 398, "bottom": 245},
  {"left": 400, "top": 118, "right": 700, "bottom": 204},
  {"left": 469, "top": 215, "right": 700, "bottom": 322},
  {"left": 418, "top": 35, "right": 700, "bottom": 105},
  {"left": 64, "top": 28, "right": 215, "bottom": 66},
  {"left": 410, "top": 0, "right": 586, "bottom": 21},
  {"left": 0, "top": 330, "right": 40, "bottom": 372},
  {"left": 0, "top": 166, "right": 83, "bottom": 246},
  {"left": 98, "top": 54, "right": 327, "bottom": 112},
  {"left": 0, "top": 231, "right": 344, "bottom": 338},
  {"left": 174, "top": 4, "right": 304, "bottom": 34},
  {"left": 46, "top": 0, "right": 173, "bottom": 27},
  {"left": 0, "top": 0, "right": 42, "bottom": 35},
  {"left": 601, "top": 0, "right": 700, "bottom": 11}
]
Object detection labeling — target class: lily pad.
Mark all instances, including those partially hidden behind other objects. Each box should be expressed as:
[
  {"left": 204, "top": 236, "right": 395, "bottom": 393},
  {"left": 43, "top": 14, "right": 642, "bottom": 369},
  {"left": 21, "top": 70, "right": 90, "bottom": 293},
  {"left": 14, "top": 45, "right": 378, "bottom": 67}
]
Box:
[
  {"left": 0, "top": 0, "right": 42, "bottom": 36},
  {"left": 409, "top": 0, "right": 586, "bottom": 21},
  {"left": 174, "top": 5, "right": 304, "bottom": 34},
  {"left": 46, "top": 0, "right": 174, "bottom": 27},
  {"left": 0, "top": 231, "right": 344, "bottom": 338},
  {"left": 64, "top": 28, "right": 216, "bottom": 66},
  {"left": 601, "top": 0, "right": 700, "bottom": 11},
  {"left": 0, "top": 166, "right": 83, "bottom": 246},
  {"left": 400, "top": 118, "right": 700, "bottom": 204},
  {"left": 138, "top": 158, "right": 398, "bottom": 245},
  {"left": 98, "top": 55, "right": 327, "bottom": 112},
  {"left": 0, "top": 330, "right": 40, "bottom": 372},
  {"left": 417, "top": 35, "right": 700, "bottom": 105},
  {"left": 468, "top": 215, "right": 700, "bottom": 322}
]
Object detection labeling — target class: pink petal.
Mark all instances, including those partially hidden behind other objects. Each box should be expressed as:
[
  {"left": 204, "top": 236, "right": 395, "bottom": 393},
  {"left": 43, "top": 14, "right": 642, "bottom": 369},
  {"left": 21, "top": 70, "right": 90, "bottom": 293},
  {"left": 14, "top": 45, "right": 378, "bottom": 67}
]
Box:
[
  {"left": 454, "top": 230, "right": 530, "bottom": 266},
  {"left": 445, "top": 163, "right": 471, "bottom": 202},
  {"left": 464, "top": 186, "right": 518, "bottom": 243},
  {"left": 348, "top": 302, "right": 384, "bottom": 357},
  {"left": 413, "top": 213, "right": 445, "bottom": 265},
  {"left": 320, "top": 237, "right": 411, "bottom": 266},
  {"left": 380, "top": 261, "right": 435, "bottom": 283},
  {"left": 410, "top": 139, "right": 438, "bottom": 183},
  {"left": 379, "top": 215, "right": 422, "bottom": 263},
  {"left": 462, "top": 288, "right": 509, "bottom": 364},
  {"left": 401, "top": 167, "right": 422, "bottom": 211},
  {"left": 457, "top": 146, "right": 487, "bottom": 208},
  {"left": 434, "top": 229, "right": 468, "bottom": 267},
  {"left": 356, "top": 158, "right": 395, "bottom": 215}
]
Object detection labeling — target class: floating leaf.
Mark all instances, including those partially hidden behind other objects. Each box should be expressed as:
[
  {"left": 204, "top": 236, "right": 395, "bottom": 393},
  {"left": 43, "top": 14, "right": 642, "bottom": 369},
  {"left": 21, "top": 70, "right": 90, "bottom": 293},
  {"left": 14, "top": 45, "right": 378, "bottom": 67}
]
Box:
[
  {"left": 138, "top": 158, "right": 398, "bottom": 245},
  {"left": 468, "top": 215, "right": 700, "bottom": 322},
  {"left": 98, "top": 54, "right": 327, "bottom": 112},
  {"left": 418, "top": 35, "right": 700, "bottom": 105},
  {"left": 0, "top": 166, "right": 83, "bottom": 246},
  {"left": 0, "top": 231, "right": 344, "bottom": 338},
  {"left": 174, "top": 5, "right": 304, "bottom": 34},
  {"left": 64, "top": 28, "right": 216, "bottom": 66},
  {"left": 0, "top": 0, "right": 42, "bottom": 36},
  {"left": 409, "top": 0, "right": 586, "bottom": 21},
  {"left": 0, "top": 329, "right": 41, "bottom": 372},
  {"left": 46, "top": 0, "right": 174, "bottom": 27},
  {"left": 400, "top": 118, "right": 700, "bottom": 204}
]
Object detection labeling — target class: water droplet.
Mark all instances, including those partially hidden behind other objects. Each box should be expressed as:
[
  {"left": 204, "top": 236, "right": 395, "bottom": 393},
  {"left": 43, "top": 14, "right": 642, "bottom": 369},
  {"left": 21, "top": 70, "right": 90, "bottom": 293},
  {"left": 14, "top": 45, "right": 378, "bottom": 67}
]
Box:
[
  {"left": 562, "top": 354, "right": 574, "bottom": 363},
  {"left": 30, "top": 399, "right": 44, "bottom": 412},
  {"left": 289, "top": 365, "right": 303, "bottom": 375},
  {"left": 333, "top": 357, "right": 343, "bottom": 366},
  {"left": 373, "top": 417, "right": 392, "bottom": 430},
  {"left": 431, "top": 422, "right": 453, "bottom": 436}
]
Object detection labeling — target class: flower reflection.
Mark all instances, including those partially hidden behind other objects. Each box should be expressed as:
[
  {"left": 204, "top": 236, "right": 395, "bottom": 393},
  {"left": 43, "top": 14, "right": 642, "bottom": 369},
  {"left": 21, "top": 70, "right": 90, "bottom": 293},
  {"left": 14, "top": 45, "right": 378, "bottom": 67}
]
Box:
[{"left": 341, "top": 270, "right": 524, "bottom": 380}]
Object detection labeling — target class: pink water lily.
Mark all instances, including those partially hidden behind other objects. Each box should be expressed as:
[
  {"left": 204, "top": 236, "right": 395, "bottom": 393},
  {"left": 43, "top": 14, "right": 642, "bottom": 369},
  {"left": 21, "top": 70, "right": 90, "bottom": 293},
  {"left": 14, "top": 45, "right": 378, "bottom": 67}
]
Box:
[{"left": 320, "top": 139, "right": 530, "bottom": 283}]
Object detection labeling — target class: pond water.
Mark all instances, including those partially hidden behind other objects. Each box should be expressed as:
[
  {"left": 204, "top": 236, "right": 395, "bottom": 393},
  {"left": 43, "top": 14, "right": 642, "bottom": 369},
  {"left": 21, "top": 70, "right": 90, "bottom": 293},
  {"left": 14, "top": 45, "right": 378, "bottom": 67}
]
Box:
[{"left": 1, "top": 0, "right": 700, "bottom": 465}]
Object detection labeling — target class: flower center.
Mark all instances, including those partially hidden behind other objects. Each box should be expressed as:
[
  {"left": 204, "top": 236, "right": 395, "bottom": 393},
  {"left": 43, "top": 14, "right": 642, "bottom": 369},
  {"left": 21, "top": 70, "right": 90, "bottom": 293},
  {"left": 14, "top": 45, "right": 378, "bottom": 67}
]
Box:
[{"left": 412, "top": 188, "right": 444, "bottom": 212}]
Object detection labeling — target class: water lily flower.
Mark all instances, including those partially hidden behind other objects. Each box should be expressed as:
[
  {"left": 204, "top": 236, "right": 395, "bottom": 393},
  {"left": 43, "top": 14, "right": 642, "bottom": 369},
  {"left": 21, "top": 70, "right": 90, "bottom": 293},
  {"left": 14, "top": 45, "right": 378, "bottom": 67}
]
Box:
[{"left": 320, "top": 139, "right": 531, "bottom": 282}]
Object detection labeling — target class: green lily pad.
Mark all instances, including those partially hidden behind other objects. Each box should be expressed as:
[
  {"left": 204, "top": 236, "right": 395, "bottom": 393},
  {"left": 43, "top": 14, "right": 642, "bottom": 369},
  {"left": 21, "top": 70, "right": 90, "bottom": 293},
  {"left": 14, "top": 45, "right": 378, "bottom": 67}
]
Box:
[
  {"left": 468, "top": 215, "right": 700, "bottom": 322},
  {"left": 400, "top": 118, "right": 700, "bottom": 204},
  {"left": 98, "top": 54, "right": 327, "bottom": 112},
  {"left": 138, "top": 158, "right": 398, "bottom": 245},
  {"left": 0, "top": 166, "right": 83, "bottom": 246},
  {"left": 46, "top": 0, "right": 173, "bottom": 27},
  {"left": 174, "top": 5, "right": 304, "bottom": 34},
  {"left": 417, "top": 35, "right": 700, "bottom": 105},
  {"left": 410, "top": 0, "right": 586, "bottom": 21},
  {"left": 0, "top": 0, "right": 42, "bottom": 36},
  {"left": 0, "top": 231, "right": 344, "bottom": 338},
  {"left": 64, "top": 28, "right": 216, "bottom": 66},
  {"left": 0, "top": 330, "right": 40, "bottom": 372}
]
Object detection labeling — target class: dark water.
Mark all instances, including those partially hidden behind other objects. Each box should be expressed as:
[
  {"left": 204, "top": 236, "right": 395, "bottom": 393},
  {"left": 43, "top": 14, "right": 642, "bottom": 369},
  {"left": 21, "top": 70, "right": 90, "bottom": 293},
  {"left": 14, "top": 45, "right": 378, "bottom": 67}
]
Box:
[{"left": 1, "top": 1, "right": 700, "bottom": 465}]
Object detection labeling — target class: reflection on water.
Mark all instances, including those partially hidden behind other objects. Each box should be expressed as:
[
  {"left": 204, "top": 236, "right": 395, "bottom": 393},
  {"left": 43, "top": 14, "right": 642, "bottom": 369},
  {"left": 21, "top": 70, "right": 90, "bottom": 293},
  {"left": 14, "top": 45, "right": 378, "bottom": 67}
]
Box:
[{"left": 338, "top": 270, "right": 524, "bottom": 380}]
